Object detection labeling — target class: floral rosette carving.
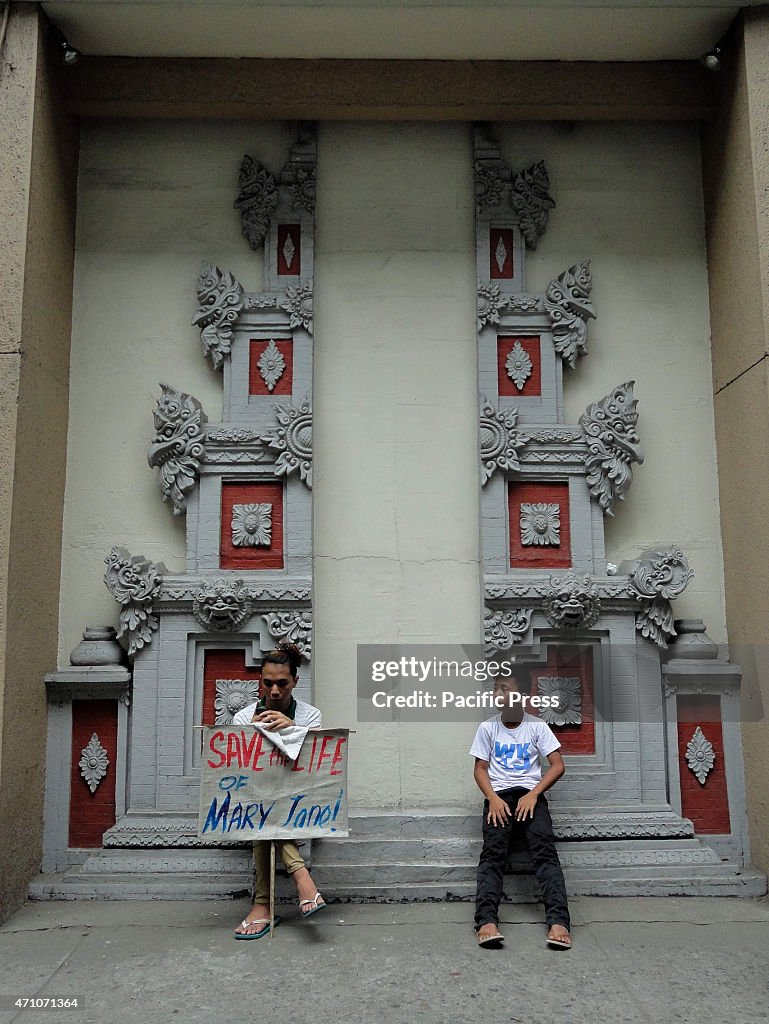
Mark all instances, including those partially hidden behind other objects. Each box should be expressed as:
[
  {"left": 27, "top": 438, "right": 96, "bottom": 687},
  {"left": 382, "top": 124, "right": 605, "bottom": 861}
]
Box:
[
  {"left": 192, "top": 261, "right": 244, "bottom": 370},
  {"left": 214, "top": 680, "right": 261, "bottom": 725},
  {"left": 289, "top": 167, "right": 316, "bottom": 214},
  {"left": 505, "top": 340, "right": 533, "bottom": 391},
  {"left": 232, "top": 503, "right": 272, "bottom": 547},
  {"left": 260, "top": 395, "right": 313, "bottom": 488},
  {"left": 263, "top": 609, "right": 313, "bottom": 660},
  {"left": 257, "top": 339, "right": 286, "bottom": 391},
  {"left": 483, "top": 608, "right": 533, "bottom": 655},
  {"left": 537, "top": 677, "right": 582, "bottom": 726},
  {"left": 477, "top": 282, "right": 504, "bottom": 332},
  {"left": 685, "top": 726, "right": 715, "bottom": 785},
  {"left": 544, "top": 260, "right": 596, "bottom": 369},
  {"left": 280, "top": 280, "right": 314, "bottom": 334},
  {"left": 193, "top": 579, "right": 253, "bottom": 632},
  {"left": 510, "top": 161, "right": 555, "bottom": 250},
  {"left": 520, "top": 503, "right": 560, "bottom": 546},
  {"left": 479, "top": 398, "right": 526, "bottom": 486},
  {"left": 631, "top": 547, "right": 694, "bottom": 648},
  {"left": 579, "top": 381, "right": 644, "bottom": 516},
  {"left": 79, "top": 733, "right": 109, "bottom": 793},
  {"left": 234, "top": 155, "right": 278, "bottom": 250},
  {"left": 147, "top": 383, "right": 207, "bottom": 515},
  {"left": 474, "top": 162, "right": 504, "bottom": 213},
  {"left": 104, "top": 546, "right": 164, "bottom": 656},
  {"left": 544, "top": 572, "right": 601, "bottom": 631}
]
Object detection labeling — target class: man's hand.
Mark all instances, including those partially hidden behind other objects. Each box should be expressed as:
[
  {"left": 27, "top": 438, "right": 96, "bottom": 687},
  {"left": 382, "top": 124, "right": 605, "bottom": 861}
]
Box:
[
  {"left": 515, "top": 791, "right": 538, "bottom": 821},
  {"left": 254, "top": 710, "right": 292, "bottom": 731},
  {"left": 486, "top": 794, "right": 511, "bottom": 826}
]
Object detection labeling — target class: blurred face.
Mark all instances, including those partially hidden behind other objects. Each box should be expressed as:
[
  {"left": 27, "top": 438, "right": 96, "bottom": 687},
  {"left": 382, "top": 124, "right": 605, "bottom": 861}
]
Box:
[{"left": 260, "top": 661, "right": 297, "bottom": 711}]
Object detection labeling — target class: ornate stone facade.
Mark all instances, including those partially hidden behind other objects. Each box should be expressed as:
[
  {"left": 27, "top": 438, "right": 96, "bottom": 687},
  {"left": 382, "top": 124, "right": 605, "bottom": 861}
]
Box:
[{"left": 147, "top": 383, "right": 207, "bottom": 515}]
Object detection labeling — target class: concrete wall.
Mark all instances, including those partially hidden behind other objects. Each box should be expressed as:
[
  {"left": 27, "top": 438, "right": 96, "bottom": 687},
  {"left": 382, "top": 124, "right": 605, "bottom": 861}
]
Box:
[
  {"left": 60, "top": 119, "right": 724, "bottom": 810},
  {"left": 702, "top": 7, "right": 769, "bottom": 875},
  {"left": 0, "top": 4, "right": 79, "bottom": 922}
]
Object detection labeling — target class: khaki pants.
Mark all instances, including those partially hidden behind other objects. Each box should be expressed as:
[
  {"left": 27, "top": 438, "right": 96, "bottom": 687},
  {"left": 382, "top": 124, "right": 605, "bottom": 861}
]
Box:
[{"left": 252, "top": 840, "right": 305, "bottom": 904}]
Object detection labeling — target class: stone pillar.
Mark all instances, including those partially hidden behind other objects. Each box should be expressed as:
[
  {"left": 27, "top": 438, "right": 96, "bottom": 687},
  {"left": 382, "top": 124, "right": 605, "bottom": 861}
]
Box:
[
  {"left": 701, "top": 5, "right": 769, "bottom": 876},
  {"left": 0, "top": 4, "right": 79, "bottom": 922}
]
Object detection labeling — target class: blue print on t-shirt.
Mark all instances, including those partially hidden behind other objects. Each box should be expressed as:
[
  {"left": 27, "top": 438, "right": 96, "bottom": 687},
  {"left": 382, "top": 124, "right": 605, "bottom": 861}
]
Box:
[{"left": 494, "top": 740, "right": 531, "bottom": 773}]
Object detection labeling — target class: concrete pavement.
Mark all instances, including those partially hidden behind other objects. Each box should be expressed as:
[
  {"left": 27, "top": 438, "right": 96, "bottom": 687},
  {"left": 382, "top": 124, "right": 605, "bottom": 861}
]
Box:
[{"left": 1, "top": 896, "right": 768, "bottom": 1024}]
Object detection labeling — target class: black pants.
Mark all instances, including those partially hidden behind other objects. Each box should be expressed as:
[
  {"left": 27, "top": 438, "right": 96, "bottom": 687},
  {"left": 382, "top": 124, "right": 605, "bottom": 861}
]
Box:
[{"left": 474, "top": 787, "right": 570, "bottom": 931}]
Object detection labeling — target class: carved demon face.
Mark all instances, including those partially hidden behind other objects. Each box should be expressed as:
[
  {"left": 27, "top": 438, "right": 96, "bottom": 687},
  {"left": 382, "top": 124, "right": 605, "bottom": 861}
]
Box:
[
  {"left": 193, "top": 578, "right": 253, "bottom": 632},
  {"left": 544, "top": 572, "right": 601, "bottom": 631}
]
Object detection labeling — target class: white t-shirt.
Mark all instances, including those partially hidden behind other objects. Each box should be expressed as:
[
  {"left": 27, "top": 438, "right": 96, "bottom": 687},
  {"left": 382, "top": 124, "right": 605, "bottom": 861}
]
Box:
[
  {"left": 232, "top": 698, "right": 322, "bottom": 729},
  {"left": 469, "top": 713, "right": 561, "bottom": 793}
]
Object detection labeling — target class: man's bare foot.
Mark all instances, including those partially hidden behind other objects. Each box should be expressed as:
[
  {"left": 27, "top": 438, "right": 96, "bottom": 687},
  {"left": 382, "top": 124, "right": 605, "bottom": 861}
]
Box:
[
  {"left": 235, "top": 903, "right": 272, "bottom": 936},
  {"left": 546, "top": 924, "right": 571, "bottom": 948},
  {"left": 476, "top": 922, "right": 504, "bottom": 947},
  {"left": 291, "top": 866, "right": 326, "bottom": 916}
]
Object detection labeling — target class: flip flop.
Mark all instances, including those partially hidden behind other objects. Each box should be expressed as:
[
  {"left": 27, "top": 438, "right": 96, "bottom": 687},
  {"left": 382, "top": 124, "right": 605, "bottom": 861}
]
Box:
[
  {"left": 546, "top": 930, "right": 572, "bottom": 950},
  {"left": 299, "top": 892, "right": 326, "bottom": 918},
  {"left": 476, "top": 928, "right": 505, "bottom": 948},
  {"left": 234, "top": 914, "right": 283, "bottom": 940}
]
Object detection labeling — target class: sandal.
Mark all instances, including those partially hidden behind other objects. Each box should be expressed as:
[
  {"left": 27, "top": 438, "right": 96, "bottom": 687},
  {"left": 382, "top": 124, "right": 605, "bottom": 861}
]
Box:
[
  {"left": 234, "top": 914, "right": 282, "bottom": 940},
  {"left": 546, "top": 927, "right": 571, "bottom": 950},
  {"left": 299, "top": 892, "right": 326, "bottom": 918},
  {"left": 476, "top": 927, "right": 505, "bottom": 948}
]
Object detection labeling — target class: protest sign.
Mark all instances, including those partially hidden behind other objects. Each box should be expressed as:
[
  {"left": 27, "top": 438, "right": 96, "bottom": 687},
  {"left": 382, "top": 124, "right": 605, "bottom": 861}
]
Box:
[{"left": 198, "top": 726, "right": 349, "bottom": 842}]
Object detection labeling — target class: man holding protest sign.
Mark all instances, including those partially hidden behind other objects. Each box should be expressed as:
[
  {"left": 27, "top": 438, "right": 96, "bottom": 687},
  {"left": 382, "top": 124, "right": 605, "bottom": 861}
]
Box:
[{"left": 231, "top": 643, "right": 327, "bottom": 939}]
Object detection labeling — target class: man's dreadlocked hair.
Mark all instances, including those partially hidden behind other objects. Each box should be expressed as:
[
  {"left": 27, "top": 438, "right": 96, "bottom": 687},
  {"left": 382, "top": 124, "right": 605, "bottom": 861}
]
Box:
[{"left": 262, "top": 642, "right": 303, "bottom": 678}]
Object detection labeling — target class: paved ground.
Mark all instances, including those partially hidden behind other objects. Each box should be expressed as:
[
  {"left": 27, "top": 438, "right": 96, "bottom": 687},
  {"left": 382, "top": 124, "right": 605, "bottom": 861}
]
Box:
[{"left": 1, "top": 896, "right": 768, "bottom": 1024}]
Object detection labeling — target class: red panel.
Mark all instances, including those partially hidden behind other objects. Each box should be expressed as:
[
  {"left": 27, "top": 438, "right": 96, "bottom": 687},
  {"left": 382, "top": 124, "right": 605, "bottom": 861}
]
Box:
[
  {"left": 529, "top": 645, "right": 595, "bottom": 755},
  {"left": 509, "top": 481, "right": 571, "bottom": 569},
  {"left": 203, "top": 649, "right": 262, "bottom": 727},
  {"left": 69, "top": 700, "right": 118, "bottom": 848},
  {"left": 277, "top": 224, "right": 301, "bottom": 276},
  {"left": 249, "top": 339, "right": 294, "bottom": 396},
  {"left": 220, "top": 480, "right": 284, "bottom": 570},
  {"left": 497, "top": 336, "right": 542, "bottom": 397},
  {"left": 490, "top": 227, "right": 514, "bottom": 279},
  {"left": 677, "top": 696, "right": 731, "bottom": 834}
]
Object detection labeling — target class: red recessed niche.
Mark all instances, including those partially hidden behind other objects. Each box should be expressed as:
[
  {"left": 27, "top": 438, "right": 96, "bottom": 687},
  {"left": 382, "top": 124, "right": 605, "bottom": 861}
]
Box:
[
  {"left": 490, "top": 227, "right": 514, "bottom": 279},
  {"left": 220, "top": 480, "right": 284, "bottom": 570},
  {"left": 509, "top": 481, "right": 571, "bottom": 569},
  {"left": 497, "top": 336, "right": 542, "bottom": 397},
  {"left": 203, "top": 648, "right": 262, "bottom": 727},
  {"left": 249, "top": 339, "right": 293, "bottom": 396}
]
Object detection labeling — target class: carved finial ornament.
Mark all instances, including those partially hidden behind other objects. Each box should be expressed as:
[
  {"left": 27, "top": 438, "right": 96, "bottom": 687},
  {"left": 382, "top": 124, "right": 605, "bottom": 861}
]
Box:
[
  {"left": 234, "top": 156, "right": 278, "bottom": 251},
  {"left": 579, "top": 381, "right": 644, "bottom": 516},
  {"left": 103, "top": 546, "right": 164, "bottom": 656},
  {"left": 545, "top": 260, "right": 596, "bottom": 369},
  {"left": 192, "top": 262, "right": 244, "bottom": 370},
  {"left": 147, "top": 384, "right": 207, "bottom": 516}
]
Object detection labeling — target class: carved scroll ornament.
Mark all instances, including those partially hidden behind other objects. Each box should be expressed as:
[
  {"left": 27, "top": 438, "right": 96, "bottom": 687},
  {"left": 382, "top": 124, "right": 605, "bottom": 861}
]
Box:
[
  {"left": 147, "top": 383, "right": 207, "bottom": 515},
  {"left": 483, "top": 608, "right": 533, "bottom": 655},
  {"left": 510, "top": 162, "right": 556, "bottom": 250},
  {"left": 234, "top": 156, "right": 278, "bottom": 250},
  {"left": 480, "top": 398, "right": 526, "bottom": 486},
  {"left": 260, "top": 395, "right": 313, "bottom": 488},
  {"left": 631, "top": 547, "right": 694, "bottom": 648},
  {"left": 263, "top": 609, "right": 313, "bottom": 660}
]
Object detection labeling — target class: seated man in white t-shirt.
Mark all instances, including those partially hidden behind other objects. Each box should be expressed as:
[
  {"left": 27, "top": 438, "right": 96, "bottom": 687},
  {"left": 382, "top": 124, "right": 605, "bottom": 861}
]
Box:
[
  {"left": 469, "top": 670, "right": 571, "bottom": 950},
  {"left": 231, "top": 643, "right": 326, "bottom": 939}
]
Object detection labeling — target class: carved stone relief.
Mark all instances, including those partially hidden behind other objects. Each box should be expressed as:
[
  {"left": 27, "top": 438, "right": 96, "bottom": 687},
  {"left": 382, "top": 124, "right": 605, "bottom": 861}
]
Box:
[
  {"left": 505, "top": 340, "right": 533, "bottom": 391},
  {"left": 580, "top": 381, "right": 644, "bottom": 516},
  {"left": 192, "top": 262, "right": 244, "bottom": 370},
  {"left": 234, "top": 156, "right": 278, "bottom": 250},
  {"left": 263, "top": 609, "right": 313, "bottom": 659},
  {"left": 480, "top": 398, "right": 526, "bottom": 485},
  {"left": 257, "top": 340, "right": 286, "bottom": 392},
  {"left": 103, "top": 546, "right": 164, "bottom": 656},
  {"left": 685, "top": 726, "right": 715, "bottom": 785},
  {"left": 520, "top": 503, "right": 560, "bottom": 546},
  {"left": 147, "top": 383, "right": 207, "bottom": 515},
  {"left": 483, "top": 607, "right": 533, "bottom": 655},
  {"left": 280, "top": 281, "right": 314, "bottom": 334},
  {"left": 544, "top": 572, "right": 601, "bottom": 630},
  {"left": 214, "top": 679, "right": 261, "bottom": 725},
  {"left": 79, "top": 733, "right": 109, "bottom": 793},
  {"left": 260, "top": 396, "right": 313, "bottom": 488},
  {"left": 231, "top": 503, "right": 272, "bottom": 548},
  {"left": 544, "top": 260, "right": 596, "bottom": 369},
  {"left": 192, "top": 579, "right": 254, "bottom": 632},
  {"left": 537, "top": 676, "right": 582, "bottom": 726},
  {"left": 510, "top": 162, "right": 556, "bottom": 250},
  {"left": 631, "top": 547, "right": 694, "bottom": 648}
]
